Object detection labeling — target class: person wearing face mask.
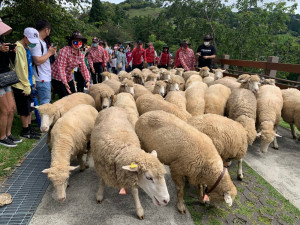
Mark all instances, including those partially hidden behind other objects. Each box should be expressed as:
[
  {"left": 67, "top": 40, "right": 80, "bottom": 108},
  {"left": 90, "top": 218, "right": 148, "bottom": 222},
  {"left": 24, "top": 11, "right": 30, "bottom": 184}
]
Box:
[
  {"left": 129, "top": 40, "right": 146, "bottom": 70},
  {"left": 178, "top": 40, "right": 195, "bottom": 71},
  {"left": 86, "top": 37, "right": 106, "bottom": 84},
  {"left": 51, "top": 31, "right": 90, "bottom": 99},
  {"left": 145, "top": 42, "right": 156, "bottom": 68},
  {"left": 116, "top": 46, "right": 127, "bottom": 74},
  {"left": 12, "top": 27, "right": 41, "bottom": 140},
  {"left": 158, "top": 46, "right": 171, "bottom": 69},
  {"left": 30, "top": 19, "right": 57, "bottom": 105},
  {"left": 196, "top": 34, "right": 216, "bottom": 72}
]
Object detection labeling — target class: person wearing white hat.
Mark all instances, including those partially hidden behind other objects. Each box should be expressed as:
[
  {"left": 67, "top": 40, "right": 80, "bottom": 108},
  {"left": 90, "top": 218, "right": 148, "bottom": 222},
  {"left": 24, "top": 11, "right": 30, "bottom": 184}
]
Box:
[
  {"left": 12, "top": 27, "right": 41, "bottom": 140},
  {"left": 0, "top": 18, "right": 22, "bottom": 147}
]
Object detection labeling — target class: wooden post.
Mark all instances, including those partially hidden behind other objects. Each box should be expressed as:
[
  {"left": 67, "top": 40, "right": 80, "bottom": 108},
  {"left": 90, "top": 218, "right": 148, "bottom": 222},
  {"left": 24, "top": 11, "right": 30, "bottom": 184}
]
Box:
[
  {"left": 222, "top": 54, "right": 230, "bottom": 70},
  {"left": 266, "top": 56, "right": 279, "bottom": 78},
  {"left": 298, "top": 75, "right": 300, "bottom": 82}
]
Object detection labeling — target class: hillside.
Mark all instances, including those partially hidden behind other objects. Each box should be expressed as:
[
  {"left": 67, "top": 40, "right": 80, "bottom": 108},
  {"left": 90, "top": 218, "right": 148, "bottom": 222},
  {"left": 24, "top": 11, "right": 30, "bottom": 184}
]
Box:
[{"left": 126, "top": 6, "right": 164, "bottom": 18}]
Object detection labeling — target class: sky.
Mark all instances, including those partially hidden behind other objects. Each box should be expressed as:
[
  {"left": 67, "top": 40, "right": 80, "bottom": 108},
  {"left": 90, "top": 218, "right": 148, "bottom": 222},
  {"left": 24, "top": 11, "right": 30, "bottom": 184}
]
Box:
[{"left": 100, "top": 0, "right": 300, "bottom": 14}]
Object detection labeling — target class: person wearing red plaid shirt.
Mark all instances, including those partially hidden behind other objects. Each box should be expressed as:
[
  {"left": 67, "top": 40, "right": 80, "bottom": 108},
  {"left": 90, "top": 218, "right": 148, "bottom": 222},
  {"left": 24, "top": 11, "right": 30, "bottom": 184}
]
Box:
[
  {"left": 129, "top": 40, "right": 146, "bottom": 70},
  {"left": 178, "top": 40, "right": 195, "bottom": 71},
  {"left": 86, "top": 37, "right": 106, "bottom": 84},
  {"left": 51, "top": 31, "right": 90, "bottom": 99}
]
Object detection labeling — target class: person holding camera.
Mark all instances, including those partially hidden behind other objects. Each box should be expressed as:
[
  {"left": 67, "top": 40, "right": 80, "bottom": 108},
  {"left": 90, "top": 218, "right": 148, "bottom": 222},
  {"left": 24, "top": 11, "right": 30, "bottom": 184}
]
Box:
[
  {"left": 0, "top": 18, "right": 22, "bottom": 147},
  {"left": 12, "top": 27, "right": 41, "bottom": 140},
  {"left": 30, "top": 19, "right": 56, "bottom": 105}
]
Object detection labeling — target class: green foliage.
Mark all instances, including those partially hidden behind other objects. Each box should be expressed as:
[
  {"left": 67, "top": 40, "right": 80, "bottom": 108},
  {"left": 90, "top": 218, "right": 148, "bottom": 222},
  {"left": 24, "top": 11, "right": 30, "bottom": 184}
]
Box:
[{"left": 88, "top": 0, "right": 107, "bottom": 24}]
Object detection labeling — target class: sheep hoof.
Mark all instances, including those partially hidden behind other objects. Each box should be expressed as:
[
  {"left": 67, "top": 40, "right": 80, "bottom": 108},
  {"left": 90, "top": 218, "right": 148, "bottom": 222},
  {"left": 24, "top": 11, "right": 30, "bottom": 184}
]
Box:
[
  {"left": 272, "top": 146, "right": 279, "bottom": 150},
  {"left": 137, "top": 215, "right": 144, "bottom": 220},
  {"left": 96, "top": 199, "right": 103, "bottom": 204},
  {"left": 85, "top": 164, "right": 90, "bottom": 169},
  {"left": 178, "top": 209, "right": 186, "bottom": 214},
  {"left": 67, "top": 184, "right": 70, "bottom": 188},
  {"left": 237, "top": 175, "right": 243, "bottom": 181}
]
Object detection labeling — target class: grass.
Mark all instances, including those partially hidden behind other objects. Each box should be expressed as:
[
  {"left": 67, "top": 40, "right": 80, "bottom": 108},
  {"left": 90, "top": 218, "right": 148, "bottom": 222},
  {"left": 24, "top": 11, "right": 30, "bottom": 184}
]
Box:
[
  {"left": 0, "top": 114, "right": 41, "bottom": 181},
  {"left": 184, "top": 161, "right": 300, "bottom": 225},
  {"left": 280, "top": 117, "right": 300, "bottom": 134},
  {"left": 126, "top": 7, "right": 165, "bottom": 18}
]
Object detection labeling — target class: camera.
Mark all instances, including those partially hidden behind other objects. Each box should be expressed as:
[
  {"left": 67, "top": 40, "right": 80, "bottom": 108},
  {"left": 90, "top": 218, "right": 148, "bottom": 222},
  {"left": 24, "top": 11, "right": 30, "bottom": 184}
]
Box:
[{"left": 7, "top": 44, "right": 16, "bottom": 51}]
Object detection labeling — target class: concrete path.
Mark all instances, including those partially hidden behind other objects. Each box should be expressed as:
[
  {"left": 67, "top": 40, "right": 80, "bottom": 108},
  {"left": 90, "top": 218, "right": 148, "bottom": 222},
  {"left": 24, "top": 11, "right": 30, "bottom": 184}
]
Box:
[
  {"left": 245, "top": 126, "right": 300, "bottom": 209},
  {"left": 29, "top": 163, "right": 194, "bottom": 225}
]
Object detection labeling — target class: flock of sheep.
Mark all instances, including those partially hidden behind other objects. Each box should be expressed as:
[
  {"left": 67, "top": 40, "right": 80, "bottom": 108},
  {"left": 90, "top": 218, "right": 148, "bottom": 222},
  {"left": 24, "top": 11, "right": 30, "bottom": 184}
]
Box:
[{"left": 35, "top": 66, "right": 300, "bottom": 219}]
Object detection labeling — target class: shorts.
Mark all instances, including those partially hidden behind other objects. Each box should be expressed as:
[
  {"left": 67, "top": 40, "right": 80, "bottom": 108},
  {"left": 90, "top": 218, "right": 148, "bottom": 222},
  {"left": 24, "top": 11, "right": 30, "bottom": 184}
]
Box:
[
  {"left": 36, "top": 81, "right": 51, "bottom": 105},
  {"left": 12, "top": 87, "right": 33, "bottom": 116},
  {"left": 0, "top": 86, "right": 12, "bottom": 97}
]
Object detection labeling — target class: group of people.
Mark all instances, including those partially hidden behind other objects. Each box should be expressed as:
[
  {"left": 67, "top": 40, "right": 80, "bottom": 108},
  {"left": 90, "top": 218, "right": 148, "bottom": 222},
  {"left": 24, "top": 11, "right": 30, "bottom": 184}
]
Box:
[{"left": 0, "top": 16, "right": 217, "bottom": 148}]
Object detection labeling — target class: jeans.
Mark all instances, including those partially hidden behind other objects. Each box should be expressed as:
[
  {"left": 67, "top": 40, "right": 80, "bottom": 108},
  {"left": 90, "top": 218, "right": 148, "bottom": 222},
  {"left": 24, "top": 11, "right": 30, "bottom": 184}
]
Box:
[
  {"left": 147, "top": 62, "right": 154, "bottom": 68},
  {"left": 36, "top": 81, "right": 51, "bottom": 105}
]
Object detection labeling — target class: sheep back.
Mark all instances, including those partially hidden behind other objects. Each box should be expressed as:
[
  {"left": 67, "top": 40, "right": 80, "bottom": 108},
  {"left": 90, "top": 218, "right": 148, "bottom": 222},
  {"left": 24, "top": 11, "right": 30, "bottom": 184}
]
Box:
[{"left": 205, "top": 84, "right": 231, "bottom": 115}]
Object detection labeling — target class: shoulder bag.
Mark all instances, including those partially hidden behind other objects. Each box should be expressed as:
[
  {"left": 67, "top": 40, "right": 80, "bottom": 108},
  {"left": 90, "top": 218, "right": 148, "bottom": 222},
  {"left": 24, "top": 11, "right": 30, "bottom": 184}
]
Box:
[{"left": 0, "top": 57, "right": 20, "bottom": 88}]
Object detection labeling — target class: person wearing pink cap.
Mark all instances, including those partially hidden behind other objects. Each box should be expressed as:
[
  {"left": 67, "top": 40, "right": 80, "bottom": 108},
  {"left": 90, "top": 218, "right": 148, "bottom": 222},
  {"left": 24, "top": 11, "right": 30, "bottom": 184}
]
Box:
[
  {"left": 12, "top": 27, "right": 41, "bottom": 140},
  {"left": 0, "top": 18, "right": 21, "bottom": 147}
]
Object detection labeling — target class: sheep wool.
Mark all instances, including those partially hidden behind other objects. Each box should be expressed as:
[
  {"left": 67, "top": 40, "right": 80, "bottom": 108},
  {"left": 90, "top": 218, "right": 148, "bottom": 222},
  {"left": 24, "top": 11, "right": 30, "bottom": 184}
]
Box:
[
  {"left": 102, "top": 79, "right": 122, "bottom": 94},
  {"left": 205, "top": 84, "right": 231, "bottom": 115},
  {"left": 88, "top": 83, "right": 115, "bottom": 111},
  {"left": 165, "top": 91, "right": 187, "bottom": 111},
  {"left": 133, "top": 84, "right": 152, "bottom": 100},
  {"left": 185, "top": 84, "right": 207, "bottom": 116},
  {"left": 214, "top": 77, "right": 241, "bottom": 91}
]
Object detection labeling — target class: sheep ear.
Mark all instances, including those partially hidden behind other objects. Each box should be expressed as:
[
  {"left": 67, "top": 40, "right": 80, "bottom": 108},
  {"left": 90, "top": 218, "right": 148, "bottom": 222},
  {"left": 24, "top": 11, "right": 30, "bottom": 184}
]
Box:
[
  {"left": 275, "top": 133, "right": 282, "bottom": 137},
  {"left": 150, "top": 150, "right": 157, "bottom": 157},
  {"left": 121, "top": 83, "right": 125, "bottom": 87},
  {"left": 256, "top": 132, "right": 262, "bottom": 137},
  {"left": 163, "top": 80, "right": 169, "bottom": 84},
  {"left": 221, "top": 70, "right": 226, "bottom": 72},
  {"left": 33, "top": 105, "right": 39, "bottom": 109},
  {"left": 212, "top": 69, "right": 216, "bottom": 72},
  {"left": 69, "top": 166, "right": 79, "bottom": 171},
  {"left": 42, "top": 168, "right": 51, "bottom": 174},
  {"left": 224, "top": 193, "right": 233, "bottom": 206},
  {"left": 122, "top": 163, "right": 139, "bottom": 172},
  {"left": 112, "top": 95, "right": 117, "bottom": 105}
]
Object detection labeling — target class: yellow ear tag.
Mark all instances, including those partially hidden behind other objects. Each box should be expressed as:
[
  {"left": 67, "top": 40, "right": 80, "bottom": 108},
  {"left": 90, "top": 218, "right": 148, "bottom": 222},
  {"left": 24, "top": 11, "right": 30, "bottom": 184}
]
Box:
[{"left": 130, "top": 163, "right": 138, "bottom": 169}]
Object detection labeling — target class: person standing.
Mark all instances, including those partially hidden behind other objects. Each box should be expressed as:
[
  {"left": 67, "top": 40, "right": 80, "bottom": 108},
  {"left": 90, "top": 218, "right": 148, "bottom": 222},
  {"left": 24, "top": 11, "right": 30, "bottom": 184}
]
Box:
[
  {"left": 145, "top": 42, "right": 156, "bottom": 67},
  {"left": 0, "top": 18, "right": 21, "bottom": 147},
  {"left": 116, "top": 46, "right": 127, "bottom": 74},
  {"left": 158, "top": 46, "right": 171, "bottom": 69},
  {"left": 129, "top": 40, "right": 146, "bottom": 70},
  {"left": 174, "top": 41, "right": 183, "bottom": 68},
  {"left": 31, "top": 19, "right": 56, "bottom": 105},
  {"left": 12, "top": 27, "right": 41, "bottom": 139},
  {"left": 196, "top": 34, "right": 216, "bottom": 72},
  {"left": 178, "top": 40, "right": 195, "bottom": 71},
  {"left": 86, "top": 37, "right": 106, "bottom": 84},
  {"left": 125, "top": 44, "right": 132, "bottom": 72},
  {"left": 51, "top": 31, "right": 90, "bottom": 99}
]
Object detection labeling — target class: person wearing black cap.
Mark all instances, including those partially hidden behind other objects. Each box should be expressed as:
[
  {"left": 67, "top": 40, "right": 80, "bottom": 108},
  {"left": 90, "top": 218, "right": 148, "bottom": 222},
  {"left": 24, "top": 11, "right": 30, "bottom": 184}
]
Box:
[
  {"left": 51, "top": 31, "right": 90, "bottom": 98},
  {"left": 158, "top": 46, "right": 171, "bottom": 69},
  {"left": 196, "top": 34, "right": 216, "bottom": 71}
]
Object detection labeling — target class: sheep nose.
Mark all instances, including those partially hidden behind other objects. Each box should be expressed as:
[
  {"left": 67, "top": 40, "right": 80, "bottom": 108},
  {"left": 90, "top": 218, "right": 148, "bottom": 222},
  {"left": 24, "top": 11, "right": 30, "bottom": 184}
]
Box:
[
  {"left": 163, "top": 199, "right": 169, "bottom": 204},
  {"left": 58, "top": 197, "right": 66, "bottom": 202},
  {"left": 41, "top": 127, "right": 47, "bottom": 132},
  {"left": 102, "top": 106, "right": 108, "bottom": 109}
]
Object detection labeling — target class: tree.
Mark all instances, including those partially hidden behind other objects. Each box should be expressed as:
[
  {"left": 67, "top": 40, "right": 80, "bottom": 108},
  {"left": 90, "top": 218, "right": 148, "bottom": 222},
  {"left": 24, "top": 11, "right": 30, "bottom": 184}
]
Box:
[{"left": 89, "top": 0, "right": 107, "bottom": 24}]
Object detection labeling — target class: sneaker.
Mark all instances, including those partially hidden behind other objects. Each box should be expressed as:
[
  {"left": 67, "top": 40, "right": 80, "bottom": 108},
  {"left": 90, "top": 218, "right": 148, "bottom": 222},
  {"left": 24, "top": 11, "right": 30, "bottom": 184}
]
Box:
[
  {"left": 0, "top": 137, "right": 17, "bottom": 148},
  {"left": 29, "top": 127, "right": 41, "bottom": 137},
  {"left": 7, "top": 134, "right": 22, "bottom": 144},
  {"left": 20, "top": 131, "right": 40, "bottom": 140}
]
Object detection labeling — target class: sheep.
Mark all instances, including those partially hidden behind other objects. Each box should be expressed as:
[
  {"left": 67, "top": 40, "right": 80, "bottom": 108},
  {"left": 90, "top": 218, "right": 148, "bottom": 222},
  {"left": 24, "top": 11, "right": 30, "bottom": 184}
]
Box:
[
  {"left": 91, "top": 107, "right": 170, "bottom": 219},
  {"left": 212, "top": 69, "right": 226, "bottom": 80},
  {"left": 226, "top": 87, "right": 257, "bottom": 145},
  {"left": 261, "top": 78, "right": 276, "bottom": 86},
  {"left": 214, "top": 76, "right": 241, "bottom": 91},
  {"left": 146, "top": 72, "right": 158, "bottom": 82},
  {"left": 185, "top": 75, "right": 203, "bottom": 89},
  {"left": 175, "top": 68, "right": 184, "bottom": 76},
  {"left": 160, "top": 70, "right": 171, "bottom": 81},
  {"left": 135, "top": 110, "right": 237, "bottom": 214},
  {"left": 118, "top": 71, "right": 131, "bottom": 82},
  {"left": 238, "top": 74, "right": 260, "bottom": 94},
  {"left": 183, "top": 71, "right": 200, "bottom": 82},
  {"left": 149, "top": 65, "right": 158, "bottom": 71},
  {"left": 145, "top": 80, "right": 168, "bottom": 97},
  {"left": 132, "top": 68, "right": 147, "bottom": 85},
  {"left": 133, "top": 84, "right": 152, "bottom": 100},
  {"left": 185, "top": 83, "right": 208, "bottom": 116},
  {"left": 188, "top": 114, "right": 248, "bottom": 180},
  {"left": 199, "top": 66, "right": 210, "bottom": 77},
  {"left": 167, "top": 75, "right": 185, "bottom": 91},
  {"left": 37, "top": 92, "right": 95, "bottom": 133},
  {"left": 144, "top": 81, "right": 156, "bottom": 93},
  {"left": 169, "top": 69, "right": 177, "bottom": 74},
  {"left": 88, "top": 83, "right": 115, "bottom": 111},
  {"left": 205, "top": 84, "right": 231, "bottom": 115},
  {"left": 101, "top": 71, "right": 119, "bottom": 81},
  {"left": 256, "top": 85, "right": 283, "bottom": 153},
  {"left": 42, "top": 104, "right": 98, "bottom": 202},
  {"left": 281, "top": 88, "right": 300, "bottom": 140},
  {"left": 165, "top": 91, "right": 187, "bottom": 111},
  {"left": 102, "top": 79, "right": 121, "bottom": 94},
  {"left": 119, "top": 79, "right": 135, "bottom": 96},
  {"left": 113, "top": 93, "right": 139, "bottom": 128},
  {"left": 203, "top": 73, "right": 215, "bottom": 86},
  {"left": 136, "top": 94, "right": 191, "bottom": 122}
]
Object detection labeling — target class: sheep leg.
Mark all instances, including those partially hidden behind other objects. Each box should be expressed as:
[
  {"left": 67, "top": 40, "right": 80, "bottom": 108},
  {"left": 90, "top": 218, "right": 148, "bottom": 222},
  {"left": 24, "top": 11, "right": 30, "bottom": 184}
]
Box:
[
  {"left": 290, "top": 123, "right": 298, "bottom": 140},
  {"left": 131, "top": 186, "right": 145, "bottom": 220},
  {"left": 171, "top": 173, "right": 186, "bottom": 214},
  {"left": 96, "top": 178, "right": 105, "bottom": 204},
  {"left": 273, "top": 126, "right": 279, "bottom": 150},
  {"left": 85, "top": 150, "right": 91, "bottom": 168},
  {"left": 77, "top": 153, "right": 86, "bottom": 171},
  {"left": 237, "top": 159, "right": 243, "bottom": 181}
]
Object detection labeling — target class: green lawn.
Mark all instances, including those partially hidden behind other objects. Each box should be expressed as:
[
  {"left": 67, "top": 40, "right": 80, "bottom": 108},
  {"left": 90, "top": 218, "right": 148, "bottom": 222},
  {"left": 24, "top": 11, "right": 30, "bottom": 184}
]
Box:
[
  {"left": 0, "top": 114, "right": 41, "bottom": 181},
  {"left": 126, "top": 7, "right": 165, "bottom": 18},
  {"left": 280, "top": 118, "right": 300, "bottom": 134}
]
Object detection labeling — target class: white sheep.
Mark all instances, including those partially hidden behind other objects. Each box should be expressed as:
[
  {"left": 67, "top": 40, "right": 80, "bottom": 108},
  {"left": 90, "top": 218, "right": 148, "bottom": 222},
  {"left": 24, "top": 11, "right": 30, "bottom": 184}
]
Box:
[
  {"left": 185, "top": 75, "right": 203, "bottom": 89},
  {"left": 256, "top": 85, "right": 283, "bottom": 153},
  {"left": 214, "top": 76, "right": 241, "bottom": 91},
  {"left": 132, "top": 68, "right": 147, "bottom": 85},
  {"left": 88, "top": 83, "right": 115, "bottom": 111},
  {"left": 165, "top": 91, "right": 187, "bottom": 112},
  {"left": 281, "top": 88, "right": 300, "bottom": 140},
  {"left": 118, "top": 71, "right": 131, "bottom": 82},
  {"left": 133, "top": 84, "right": 152, "bottom": 100},
  {"left": 185, "top": 82, "right": 208, "bottom": 116},
  {"left": 199, "top": 66, "right": 210, "bottom": 77},
  {"left": 145, "top": 80, "right": 168, "bottom": 97},
  {"left": 119, "top": 79, "right": 135, "bottom": 96},
  {"left": 102, "top": 79, "right": 121, "bottom": 94},
  {"left": 205, "top": 84, "right": 231, "bottom": 115},
  {"left": 91, "top": 107, "right": 170, "bottom": 219},
  {"left": 135, "top": 110, "right": 237, "bottom": 213},
  {"left": 101, "top": 71, "right": 119, "bottom": 81},
  {"left": 175, "top": 68, "right": 184, "bottom": 77},
  {"left": 167, "top": 75, "right": 185, "bottom": 91},
  {"left": 42, "top": 104, "right": 98, "bottom": 202},
  {"left": 182, "top": 71, "right": 199, "bottom": 81},
  {"left": 188, "top": 114, "right": 248, "bottom": 180}
]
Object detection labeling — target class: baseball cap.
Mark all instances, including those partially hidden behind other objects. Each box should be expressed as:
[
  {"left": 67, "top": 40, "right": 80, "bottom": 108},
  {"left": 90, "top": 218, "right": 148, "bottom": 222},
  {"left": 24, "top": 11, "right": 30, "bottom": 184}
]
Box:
[
  {"left": 0, "top": 18, "right": 12, "bottom": 36},
  {"left": 24, "top": 27, "right": 40, "bottom": 44}
]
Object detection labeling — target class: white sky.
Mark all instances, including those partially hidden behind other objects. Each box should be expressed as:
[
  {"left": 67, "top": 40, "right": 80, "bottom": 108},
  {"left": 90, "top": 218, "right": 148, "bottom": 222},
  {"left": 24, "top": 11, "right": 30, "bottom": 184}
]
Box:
[{"left": 100, "top": 0, "right": 300, "bottom": 14}]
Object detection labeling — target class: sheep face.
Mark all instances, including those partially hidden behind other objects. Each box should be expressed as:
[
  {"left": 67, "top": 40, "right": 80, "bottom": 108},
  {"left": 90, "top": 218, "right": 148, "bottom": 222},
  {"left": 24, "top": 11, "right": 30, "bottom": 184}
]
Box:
[
  {"left": 42, "top": 166, "right": 78, "bottom": 202},
  {"left": 122, "top": 151, "right": 170, "bottom": 207},
  {"left": 168, "top": 81, "right": 180, "bottom": 91},
  {"left": 199, "top": 67, "right": 210, "bottom": 77},
  {"left": 248, "top": 80, "right": 260, "bottom": 94},
  {"left": 40, "top": 114, "right": 54, "bottom": 132},
  {"left": 257, "top": 121, "right": 277, "bottom": 153},
  {"left": 101, "top": 96, "right": 114, "bottom": 109},
  {"left": 155, "top": 83, "right": 166, "bottom": 97},
  {"left": 122, "top": 83, "right": 135, "bottom": 96},
  {"left": 213, "top": 69, "right": 225, "bottom": 80},
  {"left": 103, "top": 75, "right": 109, "bottom": 81}
]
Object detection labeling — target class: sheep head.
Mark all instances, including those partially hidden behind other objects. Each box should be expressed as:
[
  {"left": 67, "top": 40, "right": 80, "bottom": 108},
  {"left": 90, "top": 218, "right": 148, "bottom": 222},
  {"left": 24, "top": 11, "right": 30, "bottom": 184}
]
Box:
[
  {"left": 199, "top": 67, "right": 210, "bottom": 77},
  {"left": 153, "top": 80, "right": 167, "bottom": 97},
  {"left": 36, "top": 103, "right": 60, "bottom": 132},
  {"left": 121, "top": 79, "right": 135, "bottom": 96},
  {"left": 212, "top": 69, "right": 225, "bottom": 80},
  {"left": 257, "top": 121, "right": 279, "bottom": 153},
  {"left": 238, "top": 74, "right": 260, "bottom": 94},
  {"left": 101, "top": 72, "right": 112, "bottom": 81}
]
